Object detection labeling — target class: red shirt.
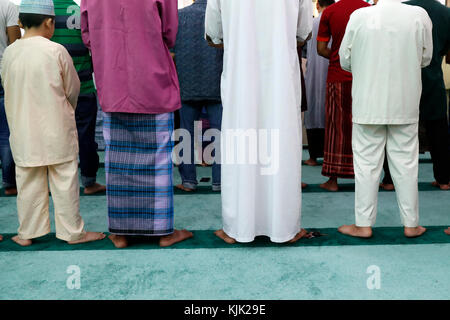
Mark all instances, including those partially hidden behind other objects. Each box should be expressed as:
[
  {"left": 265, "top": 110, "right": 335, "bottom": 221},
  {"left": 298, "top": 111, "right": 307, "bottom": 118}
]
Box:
[{"left": 317, "top": 0, "right": 370, "bottom": 83}]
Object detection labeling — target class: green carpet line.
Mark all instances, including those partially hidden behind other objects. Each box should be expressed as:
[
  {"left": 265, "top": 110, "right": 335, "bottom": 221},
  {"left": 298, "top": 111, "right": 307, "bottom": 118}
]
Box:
[
  {"left": 0, "top": 158, "right": 435, "bottom": 170},
  {"left": 94, "top": 159, "right": 433, "bottom": 168},
  {"left": 302, "top": 158, "right": 432, "bottom": 165},
  {"left": 0, "top": 188, "right": 107, "bottom": 197},
  {"left": 0, "top": 182, "right": 444, "bottom": 197},
  {"left": 0, "top": 226, "right": 449, "bottom": 251},
  {"left": 173, "top": 182, "right": 442, "bottom": 194}
]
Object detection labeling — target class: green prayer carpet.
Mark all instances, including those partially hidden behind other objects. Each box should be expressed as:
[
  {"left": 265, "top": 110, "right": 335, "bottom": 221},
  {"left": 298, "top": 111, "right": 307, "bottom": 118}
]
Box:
[
  {"left": 1, "top": 227, "right": 450, "bottom": 252},
  {"left": 0, "top": 151, "right": 449, "bottom": 300}
]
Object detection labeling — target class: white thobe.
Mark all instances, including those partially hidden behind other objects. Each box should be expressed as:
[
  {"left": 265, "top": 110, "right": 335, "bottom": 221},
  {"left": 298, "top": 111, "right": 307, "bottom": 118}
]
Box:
[
  {"left": 205, "top": 0, "right": 312, "bottom": 243},
  {"left": 305, "top": 14, "right": 329, "bottom": 130},
  {"left": 339, "top": 0, "right": 433, "bottom": 227}
]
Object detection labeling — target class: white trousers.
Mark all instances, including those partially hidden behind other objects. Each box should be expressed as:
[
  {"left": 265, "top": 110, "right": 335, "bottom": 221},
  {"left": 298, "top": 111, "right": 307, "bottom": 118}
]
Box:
[
  {"left": 352, "top": 123, "right": 419, "bottom": 228},
  {"left": 16, "top": 159, "right": 85, "bottom": 241}
]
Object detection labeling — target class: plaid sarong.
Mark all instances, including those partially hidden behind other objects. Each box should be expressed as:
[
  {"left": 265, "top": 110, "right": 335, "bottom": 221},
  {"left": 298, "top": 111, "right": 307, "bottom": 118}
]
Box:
[
  {"left": 322, "top": 81, "right": 355, "bottom": 179},
  {"left": 103, "top": 112, "right": 174, "bottom": 236}
]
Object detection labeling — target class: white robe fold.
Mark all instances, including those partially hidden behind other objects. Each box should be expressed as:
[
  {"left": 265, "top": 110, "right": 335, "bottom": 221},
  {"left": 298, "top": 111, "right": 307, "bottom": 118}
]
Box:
[{"left": 305, "top": 14, "right": 329, "bottom": 130}]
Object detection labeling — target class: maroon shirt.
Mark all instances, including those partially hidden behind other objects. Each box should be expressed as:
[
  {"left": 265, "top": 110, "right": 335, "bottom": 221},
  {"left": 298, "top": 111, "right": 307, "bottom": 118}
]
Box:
[{"left": 317, "top": 0, "right": 370, "bottom": 83}]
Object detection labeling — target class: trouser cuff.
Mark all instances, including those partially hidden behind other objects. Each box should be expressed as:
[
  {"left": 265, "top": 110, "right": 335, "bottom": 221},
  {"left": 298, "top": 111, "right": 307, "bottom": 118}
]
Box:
[
  {"left": 3, "top": 181, "right": 16, "bottom": 189},
  {"left": 182, "top": 181, "right": 197, "bottom": 190},
  {"left": 81, "top": 175, "right": 96, "bottom": 188},
  {"left": 56, "top": 230, "right": 87, "bottom": 242}
]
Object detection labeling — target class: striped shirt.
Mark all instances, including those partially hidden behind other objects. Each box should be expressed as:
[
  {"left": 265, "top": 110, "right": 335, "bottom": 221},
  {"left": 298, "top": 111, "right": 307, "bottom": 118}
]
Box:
[{"left": 51, "top": 0, "right": 95, "bottom": 95}]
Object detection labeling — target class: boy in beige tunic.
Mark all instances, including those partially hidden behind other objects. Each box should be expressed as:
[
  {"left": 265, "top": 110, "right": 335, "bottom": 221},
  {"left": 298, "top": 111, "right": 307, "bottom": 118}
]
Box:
[{"left": 0, "top": 0, "right": 104, "bottom": 246}]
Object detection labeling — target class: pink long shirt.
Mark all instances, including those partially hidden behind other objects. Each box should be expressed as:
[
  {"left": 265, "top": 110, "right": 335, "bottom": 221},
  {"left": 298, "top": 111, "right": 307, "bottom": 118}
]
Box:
[{"left": 81, "top": 0, "right": 181, "bottom": 114}]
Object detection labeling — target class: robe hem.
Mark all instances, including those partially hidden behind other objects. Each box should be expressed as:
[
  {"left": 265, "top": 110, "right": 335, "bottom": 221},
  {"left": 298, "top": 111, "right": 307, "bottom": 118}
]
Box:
[{"left": 223, "top": 228, "right": 301, "bottom": 244}]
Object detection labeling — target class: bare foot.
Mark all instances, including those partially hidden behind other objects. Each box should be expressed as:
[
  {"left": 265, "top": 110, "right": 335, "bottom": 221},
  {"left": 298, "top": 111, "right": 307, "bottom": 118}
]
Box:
[
  {"left": 338, "top": 224, "right": 373, "bottom": 238},
  {"left": 84, "top": 183, "right": 106, "bottom": 195},
  {"left": 304, "top": 159, "right": 319, "bottom": 166},
  {"left": 320, "top": 178, "right": 339, "bottom": 192},
  {"left": 12, "top": 235, "right": 32, "bottom": 246},
  {"left": 201, "top": 161, "right": 211, "bottom": 167},
  {"left": 302, "top": 183, "right": 308, "bottom": 189},
  {"left": 175, "top": 184, "right": 195, "bottom": 192},
  {"left": 445, "top": 228, "right": 450, "bottom": 235},
  {"left": 287, "top": 229, "right": 309, "bottom": 243},
  {"left": 68, "top": 232, "right": 106, "bottom": 245},
  {"left": 380, "top": 183, "right": 395, "bottom": 191},
  {"left": 108, "top": 234, "right": 129, "bottom": 248},
  {"left": 4, "top": 188, "right": 17, "bottom": 196},
  {"left": 432, "top": 181, "right": 450, "bottom": 190},
  {"left": 404, "top": 226, "right": 426, "bottom": 238},
  {"left": 160, "top": 229, "right": 193, "bottom": 247},
  {"left": 214, "top": 229, "right": 236, "bottom": 244},
  {"left": 0, "top": 234, "right": 3, "bottom": 241}
]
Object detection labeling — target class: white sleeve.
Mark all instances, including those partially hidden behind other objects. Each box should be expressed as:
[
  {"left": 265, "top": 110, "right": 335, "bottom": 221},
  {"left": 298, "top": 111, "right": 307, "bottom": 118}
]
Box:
[
  {"left": 297, "top": 0, "right": 313, "bottom": 42},
  {"left": 205, "top": 0, "right": 223, "bottom": 45},
  {"left": 6, "top": 2, "right": 19, "bottom": 27},
  {"left": 339, "top": 14, "right": 357, "bottom": 73},
  {"left": 419, "top": 8, "right": 433, "bottom": 68}
]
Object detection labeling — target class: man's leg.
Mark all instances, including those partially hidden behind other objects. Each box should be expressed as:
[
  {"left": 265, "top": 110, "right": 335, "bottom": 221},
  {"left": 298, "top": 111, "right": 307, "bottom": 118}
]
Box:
[
  {"left": 424, "top": 118, "right": 450, "bottom": 190},
  {"left": 380, "top": 153, "right": 394, "bottom": 191},
  {"left": 305, "top": 129, "right": 324, "bottom": 166},
  {"left": 445, "top": 101, "right": 450, "bottom": 234},
  {"left": 321, "top": 83, "right": 338, "bottom": 191},
  {"left": 48, "top": 159, "right": 105, "bottom": 243},
  {"left": 177, "top": 101, "right": 202, "bottom": 191},
  {"left": 386, "top": 123, "right": 425, "bottom": 238},
  {"left": 13, "top": 165, "right": 51, "bottom": 246},
  {"left": 0, "top": 145, "right": 16, "bottom": 195},
  {"left": 0, "top": 96, "right": 16, "bottom": 195},
  {"left": 321, "top": 81, "right": 354, "bottom": 191},
  {"left": 76, "top": 94, "right": 105, "bottom": 194},
  {"left": 339, "top": 124, "right": 386, "bottom": 238},
  {"left": 205, "top": 101, "right": 223, "bottom": 191}
]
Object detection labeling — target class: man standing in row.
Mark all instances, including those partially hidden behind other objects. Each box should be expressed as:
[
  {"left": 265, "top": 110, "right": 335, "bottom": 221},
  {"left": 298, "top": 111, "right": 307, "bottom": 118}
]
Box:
[
  {"left": 81, "top": 0, "right": 193, "bottom": 248},
  {"left": 52, "top": 0, "right": 105, "bottom": 195},
  {"left": 445, "top": 50, "right": 450, "bottom": 236},
  {"left": 0, "top": 0, "right": 21, "bottom": 197},
  {"left": 405, "top": 0, "right": 450, "bottom": 191},
  {"left": 316, "top": 0, "right": 370, "bottom": 192},
  {"left": 304, "top": 0, "right": 335, "bottom": 167},
  {"left": 206, "top": 0, "right": 313, "bottom": 244},
  {"left": 174, "top": 0, "right": 223, "bottom": 193},
  {"left": 338, "top": 0, "right": 433, "bottom": 238}
]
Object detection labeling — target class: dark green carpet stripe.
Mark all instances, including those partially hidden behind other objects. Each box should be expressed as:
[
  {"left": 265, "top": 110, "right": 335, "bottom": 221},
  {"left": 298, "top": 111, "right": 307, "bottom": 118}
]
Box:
[
  {"left": 98, "top": 158, "right": 433, "bottom": 168},
  {"left": 301, "top": 159, "right": 433, "bottom": 165},
  {"left": 173, "top": 182, "right": 442, "bottom": 194},
  {"left": 0, "top": 227, "right": 449, "bottom": 251},
  {"left": 0, "top": 188, "right": 106, "bottom": 197},
  {"left": 0, "top": 182, "right": 443, "bottom": 197},
  {"left": 0, "top": 158, "right": 435, "bottom": 170}
]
